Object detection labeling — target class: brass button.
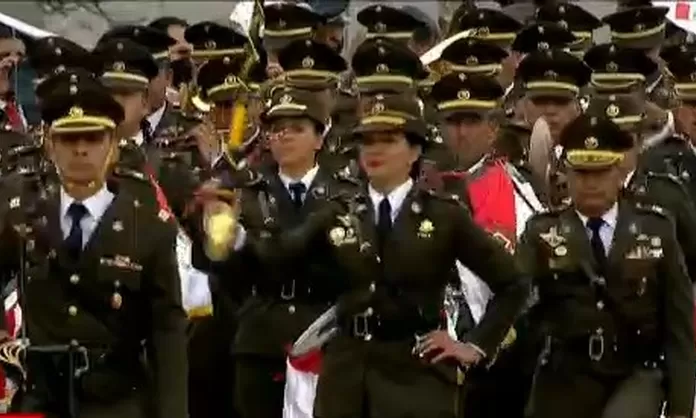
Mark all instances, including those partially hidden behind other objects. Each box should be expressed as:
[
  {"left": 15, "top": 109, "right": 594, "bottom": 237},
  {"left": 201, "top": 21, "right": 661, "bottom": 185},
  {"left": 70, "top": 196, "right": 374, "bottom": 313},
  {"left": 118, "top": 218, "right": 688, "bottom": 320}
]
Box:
[
  {"left": 288, "top": 305, "right": 296, "bottom": 314},
  {"left": 364, "top": 333, "right": 372, "bottom": 342},
  {"left": 365, "top": 307, "right": 373, "bottom": 316},
  {"left": 596, "top": 301, "right": 604, "bottom": 310},
  {"left": 69, "top": 274, "right": 80, "bottom": 284},
  {"left": 68, "top": 305, "right": 78, "bottom": 316},
  {"left": 369, "top": 282, "right": 376, "bottom": 293}
]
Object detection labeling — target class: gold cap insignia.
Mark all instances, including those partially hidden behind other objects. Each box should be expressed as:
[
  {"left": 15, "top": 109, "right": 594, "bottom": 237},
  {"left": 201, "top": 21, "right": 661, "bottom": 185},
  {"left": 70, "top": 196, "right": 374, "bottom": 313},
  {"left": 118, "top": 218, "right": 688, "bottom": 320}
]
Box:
[
  {"left": 558, "top": 5, "right": 566, "bottom": 13},
  {"left": 538, "top": 42, "right": 549, "bottom": 51},
  {"left": 280, "top": 94, "right": 293, "bottom": 104},
  {"left": 69, "top": 84, "right": 78, "bottom": 95},
  {"left": 54, "top": 47, "right": 62, "bottom": 56},
  {"left": 606, "top": 104, "right": 620, "bottom": 117},
  {"left": 68, "top": 106, "right": 84, "bottom": 118},
  {"left": 544, "top": 70, "right": 558, "bottom": 80},
  {"left": 457, "top": 89, "right": 471, "bottom": 100},
  {"left": 634, "top": 23, "right": 645, "bottom": 33},
  {"left": 376, "top": 63, "right": 389, "bottom": 73},
  {"left": 371, "top": 101, "right": 385, "bottom": 114},
  {"left": 606, "top": 61, "right": 618, "bottom": 72},
  {"left": 538, "top": 26, "right": 545, "bottom": 34},
  {"left": 55, "top": 65, "right": 66, "bottom": 74},
  {"left": 205, "top": 40, "right": 216, "bottom": 50},
  {"left": 278, "top": 19, "right": 286, "bottom": 29},
  {"left": 225, "top": 75, "right": 239, "bottom": 85},
  {"left": 466, "top": 56, "right": 478, "bottom": 66},
  {"left": 558, "top": 20, "right": 568, "bottom": 30},
  {"left": 113, "top": 61, "right": 126, "bottom": 72},
  {"left": 477, "top": 26, "right": 490, "bottom": 36},
  {"left": 377, "top": 46, "right": 386, "bottom": 56},
  {"left": 690, "top": 72, "right": 696, "bottom": 82},
  {"left": 375, "top": 22, "right": 387, "bottom": 33},
  {"left": 302, "top": 56, "right": 314, "bottom": 69},
  {"left": 584, "top": 136, "right": 599, "bottom": 149}
]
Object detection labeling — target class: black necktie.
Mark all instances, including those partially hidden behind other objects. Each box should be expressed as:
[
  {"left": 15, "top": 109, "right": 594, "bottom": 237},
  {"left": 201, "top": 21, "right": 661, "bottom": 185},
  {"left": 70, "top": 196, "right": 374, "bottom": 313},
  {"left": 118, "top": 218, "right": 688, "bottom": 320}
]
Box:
[
  {"left": 65, "top": 202, "right": 88, "bottom": 259},
  {"left": 289, "top": 182, "right": 306, "bottom": 209},
  {"left": 377, "top": 198, "right": 392, "bottom": 253},
  {"left": 586, "top": 217, "right": 607, "bottom": 273}
]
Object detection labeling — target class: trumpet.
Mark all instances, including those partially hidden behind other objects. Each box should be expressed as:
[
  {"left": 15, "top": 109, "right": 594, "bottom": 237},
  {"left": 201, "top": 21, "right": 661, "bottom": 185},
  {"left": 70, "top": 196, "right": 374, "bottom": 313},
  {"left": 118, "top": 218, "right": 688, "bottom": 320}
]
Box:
[{"left": 200, "top": 185, "right": 241, "bottom": 262}]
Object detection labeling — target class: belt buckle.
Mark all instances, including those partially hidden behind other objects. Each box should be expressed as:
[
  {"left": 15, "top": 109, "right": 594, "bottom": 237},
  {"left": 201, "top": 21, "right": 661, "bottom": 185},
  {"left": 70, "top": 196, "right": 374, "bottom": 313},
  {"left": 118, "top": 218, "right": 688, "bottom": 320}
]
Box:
[
  {"left": 352, "top": 313, "right": 370, "bottom": 338},
  {"left": 280, "top": 280, "right": 295, "bottom": 300},
  {"left": 588, "top": 333, "right": 605, "bottom": 362}
]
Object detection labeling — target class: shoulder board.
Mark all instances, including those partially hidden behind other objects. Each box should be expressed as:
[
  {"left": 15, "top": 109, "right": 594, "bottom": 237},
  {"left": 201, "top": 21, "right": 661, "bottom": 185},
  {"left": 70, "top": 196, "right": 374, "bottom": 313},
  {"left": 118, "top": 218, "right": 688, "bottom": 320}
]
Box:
[
  {"left": 113, "top": 166, "right": 149, "bottom": 182},
  {"left": 634, "top": 202, "right": 669, "bottom": 218},
  {"left": 645, "top": 171, "right": 683, "bottom": 186}
]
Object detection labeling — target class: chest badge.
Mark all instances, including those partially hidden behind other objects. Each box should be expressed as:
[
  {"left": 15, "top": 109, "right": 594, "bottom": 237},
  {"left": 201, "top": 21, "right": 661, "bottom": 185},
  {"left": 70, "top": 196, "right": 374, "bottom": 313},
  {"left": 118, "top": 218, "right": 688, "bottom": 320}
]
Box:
[
  {"left": 417, "top": 219, "right": 435, "bottom": 239},
  {"left": 540, "top": 225, "right": 567, "bottom": 256}
]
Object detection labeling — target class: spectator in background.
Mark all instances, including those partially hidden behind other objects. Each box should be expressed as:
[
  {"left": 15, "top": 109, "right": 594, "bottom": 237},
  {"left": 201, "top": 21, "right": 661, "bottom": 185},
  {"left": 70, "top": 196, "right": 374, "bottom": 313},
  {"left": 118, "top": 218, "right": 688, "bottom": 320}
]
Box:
[{"left": 0, "top": 25, "right": 28, "bottom": 131}]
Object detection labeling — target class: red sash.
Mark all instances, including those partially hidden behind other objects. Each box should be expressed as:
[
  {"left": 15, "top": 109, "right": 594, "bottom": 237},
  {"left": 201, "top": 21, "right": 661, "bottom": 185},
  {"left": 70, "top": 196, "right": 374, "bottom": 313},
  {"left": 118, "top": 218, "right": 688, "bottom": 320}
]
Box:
[{"left": 464, "top": 160, "right": 517, "bottom": 251}]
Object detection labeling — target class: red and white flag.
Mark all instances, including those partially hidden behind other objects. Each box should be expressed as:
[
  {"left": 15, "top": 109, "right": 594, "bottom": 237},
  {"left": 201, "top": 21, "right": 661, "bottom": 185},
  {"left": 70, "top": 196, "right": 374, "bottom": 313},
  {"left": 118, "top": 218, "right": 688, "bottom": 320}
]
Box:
[{"left": 283, "top": 348, "right": 322, "bottom": 418}]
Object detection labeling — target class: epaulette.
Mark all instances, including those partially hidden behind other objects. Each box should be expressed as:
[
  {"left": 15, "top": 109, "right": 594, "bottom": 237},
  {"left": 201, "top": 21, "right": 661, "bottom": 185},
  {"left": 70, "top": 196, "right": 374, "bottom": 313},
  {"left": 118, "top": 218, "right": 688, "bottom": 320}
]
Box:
[
  {"left": 112, "top": 166, "right": 149, "bottom": 183},
  {"left": 635, "top": 202, "right": 669, "bottom": 218}
]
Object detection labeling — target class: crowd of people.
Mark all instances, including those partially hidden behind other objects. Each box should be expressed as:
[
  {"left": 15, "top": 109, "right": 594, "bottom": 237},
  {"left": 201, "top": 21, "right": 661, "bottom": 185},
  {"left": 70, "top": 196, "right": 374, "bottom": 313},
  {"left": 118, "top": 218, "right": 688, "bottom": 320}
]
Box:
[{"left": 0, "top": 0, "right": 694, "bottom": 417}]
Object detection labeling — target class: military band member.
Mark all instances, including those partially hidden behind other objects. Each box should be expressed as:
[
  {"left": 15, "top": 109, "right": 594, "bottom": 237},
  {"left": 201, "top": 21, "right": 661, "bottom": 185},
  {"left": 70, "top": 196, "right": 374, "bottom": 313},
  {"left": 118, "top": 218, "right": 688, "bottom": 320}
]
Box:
[
  {"left": 196, "top": 87, "right": 356, "bottom": 418},
  {"left": 520, "top": 115, "right": 695, "bottom": 418},
  {"left": 583, "top": 43, "right": 659, "bottom": 93},
  {"left": 0, "top": 70, "right": 187, "bottom": 418},
  {"left": 258, "top": 92, "right": 529, "bottom": 418},
  {"left": 602, "top": 4, "right": 677, "bottom": 109},
  {"left": 532, "top": 1, "right": 602, "bottom": 58},
  {"left": 356, "top": 4, "right": 429, "bottom": 45}
]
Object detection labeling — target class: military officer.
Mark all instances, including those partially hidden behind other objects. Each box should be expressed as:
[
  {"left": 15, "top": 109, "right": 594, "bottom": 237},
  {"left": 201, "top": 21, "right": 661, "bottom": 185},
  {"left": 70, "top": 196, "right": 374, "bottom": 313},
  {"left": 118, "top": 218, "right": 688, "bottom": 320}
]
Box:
[
  {"left": 585, "top": 92, "right": 696, "bottom": 284},
  {"left": 96, "top": 25, "right": 182, "bottom": 138},
  {"left": 602, "top": 4, "right": 677, "bottom": 109},
  {"left": 263, "top": 2, "right": 324, "bottom": 68},
  {"left": 583, "top": 43, "right": 658, "bottom": 93},
  {"left": 532, "top": 1, "right": 602, "bottom": 58},
  {"left": 256, "top": 92, "right": 529, "bottom": 418},
  {"left": 444, "top": 4, "right": 523, "bottom": 97},
  {"left": 194, "top": 87, "right": 358, "bottom": 418},
  {"left": 510, "top": 21, "right": 580, "bottom": 136},
  {"left": 665, "top": 45, "right": 696, "bottom": 141},
  {"left": 520, "top": 114, "right": 695, "bottom": 418},
  {"left": 0, "top": 70, "right": 187, "bottom": 418},
  {"left": 26, "top": 36, "right": 92, "bottom": 101},
  {"left": 277, "top": 38, "right": 348, "bottom": 172}
]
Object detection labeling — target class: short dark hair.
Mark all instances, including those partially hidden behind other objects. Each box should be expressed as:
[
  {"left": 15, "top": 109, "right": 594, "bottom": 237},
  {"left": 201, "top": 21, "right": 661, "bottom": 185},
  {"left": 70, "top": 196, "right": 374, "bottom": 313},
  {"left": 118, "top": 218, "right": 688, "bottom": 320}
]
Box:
[{"left": 148, "top": 17, "right": 188, "bottom": 33}]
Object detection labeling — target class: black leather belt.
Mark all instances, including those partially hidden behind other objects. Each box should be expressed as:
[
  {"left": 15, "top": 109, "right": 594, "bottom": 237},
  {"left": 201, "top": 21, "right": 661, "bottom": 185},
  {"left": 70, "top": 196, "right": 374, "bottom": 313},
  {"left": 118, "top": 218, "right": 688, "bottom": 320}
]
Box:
[{"left": 341, "top": 310, "right": 434, "bottom": 341}]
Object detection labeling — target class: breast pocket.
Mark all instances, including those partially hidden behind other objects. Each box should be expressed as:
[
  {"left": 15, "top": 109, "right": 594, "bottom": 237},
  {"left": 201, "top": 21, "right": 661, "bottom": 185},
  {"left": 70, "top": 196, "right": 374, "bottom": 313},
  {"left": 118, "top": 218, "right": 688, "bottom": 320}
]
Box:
[{"left": 620, "top": 259, "right": 659, "bottom": 298}]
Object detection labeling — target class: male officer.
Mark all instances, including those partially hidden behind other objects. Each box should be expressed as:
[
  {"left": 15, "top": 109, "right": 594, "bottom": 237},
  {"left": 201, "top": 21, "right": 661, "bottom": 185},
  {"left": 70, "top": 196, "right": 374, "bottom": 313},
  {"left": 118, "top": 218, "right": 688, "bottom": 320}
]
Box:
[
  {"left": 0, "top": 69, "right": 187, "bottom": 418},
  {"left": 520, "top": 115, "right": 695, "bottom": 418},
  {"left": 533, "top": 2, "right": 602, "bottom": 58},
  {"left": 602, "top": 4, "right": 676, "bottom": 109}
]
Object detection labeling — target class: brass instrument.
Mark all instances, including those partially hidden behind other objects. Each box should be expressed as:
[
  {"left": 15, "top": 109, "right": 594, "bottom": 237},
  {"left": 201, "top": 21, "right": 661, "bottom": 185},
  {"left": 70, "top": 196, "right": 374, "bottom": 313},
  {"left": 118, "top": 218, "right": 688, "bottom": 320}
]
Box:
[
  {"left": 202, "top": 187, "right": 240, "bottom": 261},
  {"left": 198, "top": 0, "right": 265, "bottom": 260}
]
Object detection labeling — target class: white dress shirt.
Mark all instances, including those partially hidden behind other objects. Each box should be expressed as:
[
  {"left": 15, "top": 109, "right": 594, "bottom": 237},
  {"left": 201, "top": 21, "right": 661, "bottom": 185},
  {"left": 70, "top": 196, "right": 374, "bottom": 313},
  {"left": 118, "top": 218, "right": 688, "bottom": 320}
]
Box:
[
  {"left": 624, "top": 170, "right": 636, "bottom": 188},
  {"left": 60, "top": 185, "right": 114, "bottom": 247},
  {"left": 576, "top": 203, "right": 619, "bottom": 254},
  {"left": 368, "top": 178, "right": 414, "bottom": 223},
  {"left": 148, "top": 103, "right": 167, "bottom": 134},
  {"left": 279, "top": 165, "right": 320, "bottom": 201}
]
